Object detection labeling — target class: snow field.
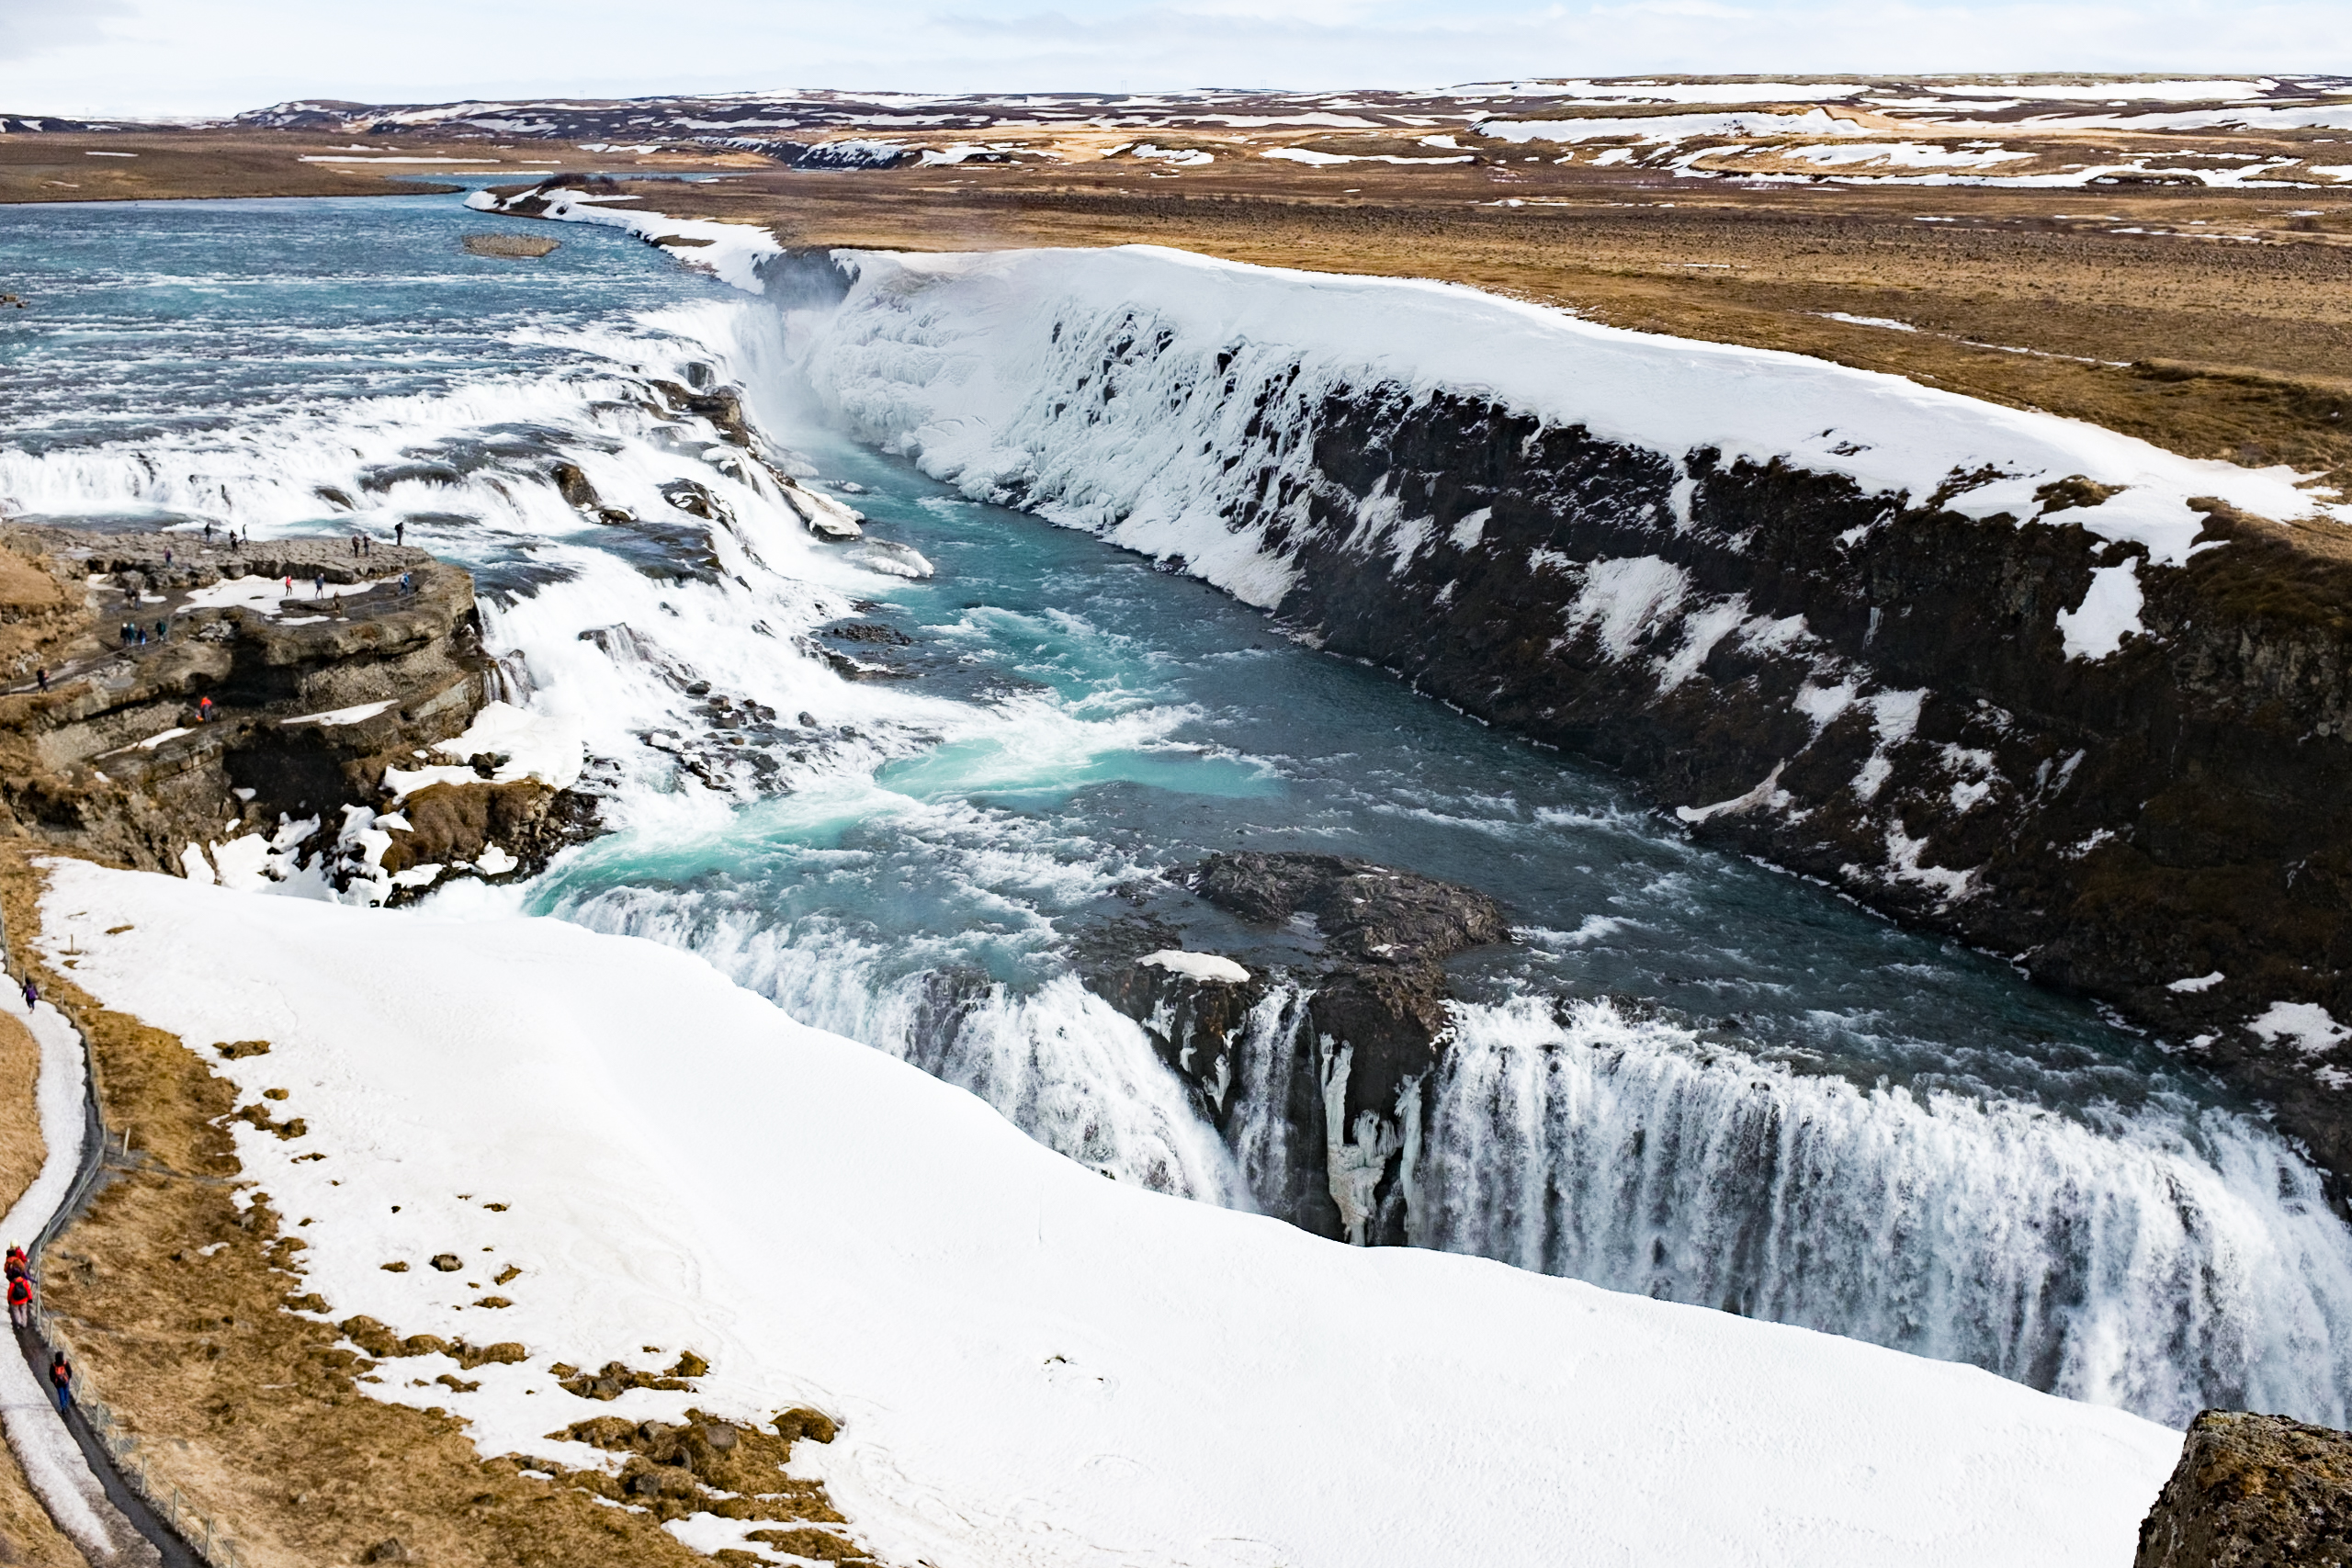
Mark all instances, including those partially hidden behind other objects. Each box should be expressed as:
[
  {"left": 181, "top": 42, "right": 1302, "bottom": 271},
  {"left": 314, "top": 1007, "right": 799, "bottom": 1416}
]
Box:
[{"left": 39, "top": 860, "right": 2181, "bottom": 1568}]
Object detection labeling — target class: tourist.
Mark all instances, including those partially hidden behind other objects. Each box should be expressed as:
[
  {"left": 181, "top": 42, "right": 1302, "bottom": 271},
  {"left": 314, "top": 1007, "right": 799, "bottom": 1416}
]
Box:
[
  {"left": 20, "top": 976, "right": 35, "bottom": 1009},
  {"left": 48, "top": 1352, "right": 69, "bottom": 1414},
  {"left": 154, "top": 619, "right": 167, "bottom": 641},
  {"left": 6, "top": 1271, "right": 28, "bottom": 1330},
  {"left": 198, "top": 695, "right": 213, "bottom": 724},
  {"left": 34, "top": 668, "right": 47, "bottom": 692},
  {"left": 395, "top": 520, "right": 405, "bottom": 547}
]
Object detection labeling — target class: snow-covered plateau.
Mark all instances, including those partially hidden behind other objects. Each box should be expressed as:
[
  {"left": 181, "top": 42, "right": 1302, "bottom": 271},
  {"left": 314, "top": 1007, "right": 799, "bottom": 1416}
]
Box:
[{"left": 36, "top": 859, "right": 2181, "bottom": 1568}]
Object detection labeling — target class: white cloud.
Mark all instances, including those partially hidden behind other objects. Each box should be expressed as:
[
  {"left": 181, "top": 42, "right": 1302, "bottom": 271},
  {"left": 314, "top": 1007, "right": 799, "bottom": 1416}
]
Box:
[
  {"left": 0, "top": 0, "right": 130, "bottom": 65},
  {"left": 0, "top": 0, "right": 2346, "bottom": 118}
]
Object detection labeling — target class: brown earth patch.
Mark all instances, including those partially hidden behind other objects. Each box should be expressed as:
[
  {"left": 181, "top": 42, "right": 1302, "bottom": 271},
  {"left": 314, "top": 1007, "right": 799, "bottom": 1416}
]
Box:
[
  {"left": 460, "top": 234, "right": 559, "bottom": 259},
  {"left": 0, "top": 846, "right": 870, "bottom": 1568}
]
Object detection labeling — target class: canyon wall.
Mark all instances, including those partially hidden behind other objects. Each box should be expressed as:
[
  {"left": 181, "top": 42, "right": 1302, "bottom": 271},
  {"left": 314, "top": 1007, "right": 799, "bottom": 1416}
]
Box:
[{"left": 787, "top": 243, "right": 2352, "bottom": 1195}]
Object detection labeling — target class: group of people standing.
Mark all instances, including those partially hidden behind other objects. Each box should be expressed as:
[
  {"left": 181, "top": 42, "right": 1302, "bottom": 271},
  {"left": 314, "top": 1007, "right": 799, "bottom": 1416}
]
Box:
[
  {"left": 8, "top": 1177, "right": 75, "bottom": 1418},
  {"left": 6, "top": 1244, "right": 30, "bottom": 1329}
]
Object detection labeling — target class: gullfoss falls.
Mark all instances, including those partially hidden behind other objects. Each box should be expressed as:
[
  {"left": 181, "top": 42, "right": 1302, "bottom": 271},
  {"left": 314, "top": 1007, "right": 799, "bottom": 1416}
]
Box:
[{"left": 6, "top": 195, "right": 2351, "bottom": 1440}]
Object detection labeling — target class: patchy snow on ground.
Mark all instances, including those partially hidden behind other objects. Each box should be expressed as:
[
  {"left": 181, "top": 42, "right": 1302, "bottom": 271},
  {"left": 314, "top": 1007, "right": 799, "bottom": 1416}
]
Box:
[
  {"left": 2249, "top": 1000, "right": 2352, "bottom": 1055},
  {"left": 39, "top": 860, "right": 2182, "bottom": 1568},
  {"left": 1138, "top": 949, "right": 1251, "bottom": 984},
  {"left": 378, "top": 700, "right": 584, "bottom": 799},
  {"left": 2055, "top": 558, "right": 2145, "bottom": 660},
  {"left": 1766, "top": 141, "right": 2034, "bottom": 169},
  {"left": 1481, "top": 109, "right": 1873, "bottom": 143}
]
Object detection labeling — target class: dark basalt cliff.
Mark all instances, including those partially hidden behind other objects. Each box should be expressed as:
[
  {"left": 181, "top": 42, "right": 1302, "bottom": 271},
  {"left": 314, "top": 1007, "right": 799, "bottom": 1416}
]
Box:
[
  {"left": 1155, "top": 386, "right": 2352, "bottom": 1200},
  {"left": 1094, "top": 852, "right": 1508, "bottom": 1243}
]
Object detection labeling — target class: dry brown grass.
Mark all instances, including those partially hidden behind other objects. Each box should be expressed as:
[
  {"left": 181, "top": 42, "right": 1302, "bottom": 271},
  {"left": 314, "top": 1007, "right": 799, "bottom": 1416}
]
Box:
[
  {"left": 0, "top": 130, "right": 754, "bottom": 206},
  {"left": 0, "top": 1011, "right": 43, "bottom": 1217},
  {"left": 0, "top": 847, "right": 873, "bottom": 1568},
  {"left": 0, "top": 995, "right": 84, "bottom": 1568}
]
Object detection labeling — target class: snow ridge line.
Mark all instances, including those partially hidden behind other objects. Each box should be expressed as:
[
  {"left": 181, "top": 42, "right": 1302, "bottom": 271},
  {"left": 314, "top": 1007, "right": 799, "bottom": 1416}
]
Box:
[{"left": 1, "top": 930, "right": 214, "bottom": 1568}]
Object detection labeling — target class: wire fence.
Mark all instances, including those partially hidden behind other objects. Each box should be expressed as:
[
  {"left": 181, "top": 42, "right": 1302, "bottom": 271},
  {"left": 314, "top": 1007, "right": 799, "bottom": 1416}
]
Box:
[{"left": 21, "top": 1048, "right": 252, "bottom": 1568}]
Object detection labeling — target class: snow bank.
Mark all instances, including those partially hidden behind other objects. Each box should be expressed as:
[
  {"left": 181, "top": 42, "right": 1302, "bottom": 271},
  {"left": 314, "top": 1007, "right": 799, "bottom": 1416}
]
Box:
[
  {"left": 1138, "top": 948, "right": 1251, "bottom": 983},
  {"left": 379, "top": 701, "right": 583, "bottom": 799},
  {"left": 793, "top": 244, "right": 2328, "bottom": 615},
  {"left": 40, "top": 861, "right": 2180, "bottom": 1568},
  {"left": 464, "top": 187, "right": 778, "bottom": 294}
]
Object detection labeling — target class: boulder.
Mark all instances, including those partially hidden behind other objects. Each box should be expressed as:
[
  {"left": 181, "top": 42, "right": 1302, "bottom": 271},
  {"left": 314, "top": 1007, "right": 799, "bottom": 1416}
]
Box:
[{"left": 2136, "top": 1410, "right": 2352, "bottom": 1567}]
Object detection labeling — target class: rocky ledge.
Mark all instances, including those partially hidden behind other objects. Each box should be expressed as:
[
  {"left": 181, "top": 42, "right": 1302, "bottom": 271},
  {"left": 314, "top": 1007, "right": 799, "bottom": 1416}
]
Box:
[
  {"left": 2137, "top": 1409, "right": 2352, "bottom": 1566},
  {"left": 1094, "top": 851, "right": 1507, "bottom": 1243},
  {"left": 0, "top": 525, "right": 588, "bottom": 896}
]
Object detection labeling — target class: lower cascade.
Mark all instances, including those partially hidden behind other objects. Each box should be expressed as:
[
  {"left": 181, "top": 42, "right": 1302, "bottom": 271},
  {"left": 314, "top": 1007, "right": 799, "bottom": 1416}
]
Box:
[{"left": 1411, "top": 998, "right": 2352, "bottom": 1427}]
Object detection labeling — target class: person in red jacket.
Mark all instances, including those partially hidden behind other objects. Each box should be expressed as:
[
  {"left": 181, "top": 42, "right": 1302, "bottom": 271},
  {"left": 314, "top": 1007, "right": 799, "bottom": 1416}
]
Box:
[
  {"left": 9, "top": 1272, "right": 33, "bottom": 1329},
  {"left": 48, "top": 1351, "right": 69, "bottom": 1412}
]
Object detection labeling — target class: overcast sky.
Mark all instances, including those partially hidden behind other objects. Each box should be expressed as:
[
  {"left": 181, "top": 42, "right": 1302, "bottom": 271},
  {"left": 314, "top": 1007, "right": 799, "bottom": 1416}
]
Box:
[{"left": 4, "top": 0, "right": 2346, "bottom": 118}]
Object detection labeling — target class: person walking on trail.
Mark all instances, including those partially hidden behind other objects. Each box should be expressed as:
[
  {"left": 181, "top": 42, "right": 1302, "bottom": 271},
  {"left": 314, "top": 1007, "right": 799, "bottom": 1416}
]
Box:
[
  {"left": 5, "top": 1244, "right": 26, "bottom": 1278},
  {"left": 20, "top": 977, "right": 36, "bottom": 1010},
  {"left": 314, "top": 572, "right": 326, "bottom": 599},
  {"left": 6, "top": 1271, "right": 29, "bottom": 1330},
  {"left": 34, "top": 668, "right": 46, "bottom": 692},
  {"left": 48, "top": 1352, "right": 69, "bottom": 1413},
  {"left": 198, "top": 695, "right": 214, "bottom": 724}
]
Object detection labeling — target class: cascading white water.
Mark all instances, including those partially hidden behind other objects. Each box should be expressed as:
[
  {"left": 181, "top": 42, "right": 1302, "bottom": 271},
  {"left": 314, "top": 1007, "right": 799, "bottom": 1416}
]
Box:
[
  {"left": 1396, "top": 995, "right": 2352, "bottom": 1427},
  {"left": 552, "top": 882, "right": 1255, "bottom": 1208}
]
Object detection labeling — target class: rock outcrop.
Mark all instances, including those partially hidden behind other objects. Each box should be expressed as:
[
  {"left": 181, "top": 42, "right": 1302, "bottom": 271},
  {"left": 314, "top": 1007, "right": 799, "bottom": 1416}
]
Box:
[
  {"left": 1094, "top": 852, "right": 1507, "bottom": 1243},
  {"left": 0, "top": 525, "right": 576, "bottom": 891},
  {"left": 2137, "top": 1410, "right": 2352, "bottom": 1567}
]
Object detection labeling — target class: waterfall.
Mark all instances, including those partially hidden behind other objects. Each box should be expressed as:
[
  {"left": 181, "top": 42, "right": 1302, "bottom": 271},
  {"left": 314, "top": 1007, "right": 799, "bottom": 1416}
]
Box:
[{"left": 1399, "top": 995, "right": 2352, "bottom": 1427}]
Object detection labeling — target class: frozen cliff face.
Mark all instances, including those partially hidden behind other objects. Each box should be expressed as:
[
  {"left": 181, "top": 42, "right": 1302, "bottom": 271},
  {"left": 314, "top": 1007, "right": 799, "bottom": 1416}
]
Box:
[{"left": 788, "top": 243, "right": 2352, "bottom": 1200}]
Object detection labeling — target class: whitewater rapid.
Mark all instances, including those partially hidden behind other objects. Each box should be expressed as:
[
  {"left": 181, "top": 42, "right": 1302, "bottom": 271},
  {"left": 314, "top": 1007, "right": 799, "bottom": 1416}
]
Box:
[{"left": 6, "top": 194, "right": 2350, "bottom": 1429}]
